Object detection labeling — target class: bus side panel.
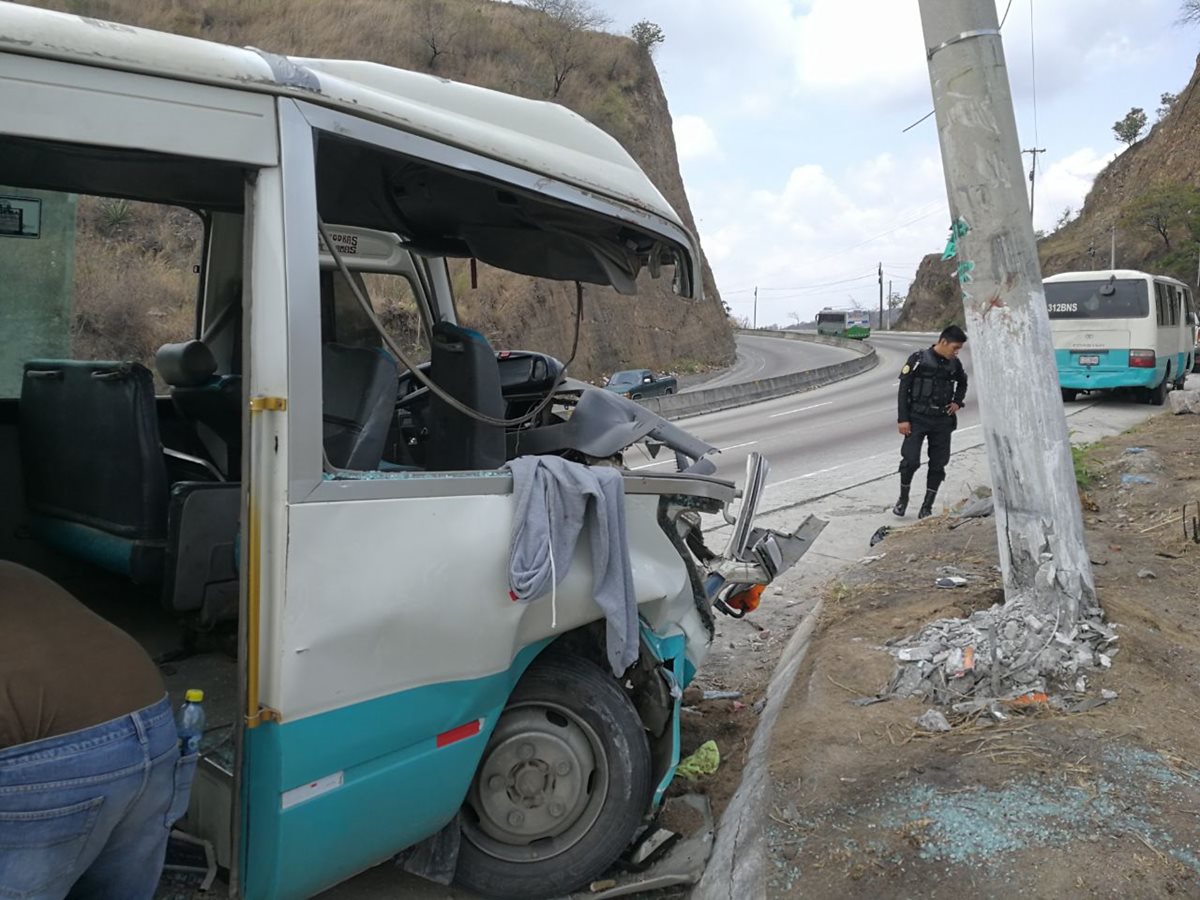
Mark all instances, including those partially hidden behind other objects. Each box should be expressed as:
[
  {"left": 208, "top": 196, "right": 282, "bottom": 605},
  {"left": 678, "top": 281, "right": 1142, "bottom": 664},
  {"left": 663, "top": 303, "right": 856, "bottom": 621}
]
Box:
[{"left": 242, "top": 642, "right": 546, "bottom": 899}]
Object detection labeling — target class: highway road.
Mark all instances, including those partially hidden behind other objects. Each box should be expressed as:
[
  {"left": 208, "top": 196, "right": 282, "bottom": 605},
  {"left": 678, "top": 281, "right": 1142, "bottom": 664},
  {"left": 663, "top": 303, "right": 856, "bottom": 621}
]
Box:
[
  {"left": 682, "top": 332, "right": 857, "bottom": 391},
  {"left": 630, "top": 330, "right": 1177, "bottom": 517},
  {"left": 630, "top": 331, "right": 946, "bottom": 493}
]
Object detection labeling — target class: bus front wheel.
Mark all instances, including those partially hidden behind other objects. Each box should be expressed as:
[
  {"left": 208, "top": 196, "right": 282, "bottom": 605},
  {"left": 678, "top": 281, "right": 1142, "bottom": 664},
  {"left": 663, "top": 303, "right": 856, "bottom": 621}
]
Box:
[{"left": 455, "top": 654, "right": 651, "bottom": 900}]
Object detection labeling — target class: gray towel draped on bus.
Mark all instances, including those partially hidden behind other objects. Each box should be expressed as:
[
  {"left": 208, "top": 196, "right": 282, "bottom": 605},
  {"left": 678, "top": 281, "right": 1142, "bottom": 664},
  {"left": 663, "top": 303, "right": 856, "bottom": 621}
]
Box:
[{"left": 503, "top": 455, "right": 638, "bottom": 677}]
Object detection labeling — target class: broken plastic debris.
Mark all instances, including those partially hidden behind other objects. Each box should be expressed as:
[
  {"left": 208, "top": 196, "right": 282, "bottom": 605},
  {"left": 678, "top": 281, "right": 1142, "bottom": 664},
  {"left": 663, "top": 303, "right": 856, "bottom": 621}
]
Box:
[
  {"left": 1137, "top": 569, "right": 1157, "bottom": 579},
  {"left": 1006, "top": 691, "right": 1049, "bottom": 708},
  {"left": 1101, "top": 688, "right": 1118, "bottom": 700},
  {"left": 935, "top": 576, "right": 968, "bottom": 588},
  {"left": 675, "top": 740, "right": 720, "bottom": 781},
  {"left": 869, "top": 526, "right": 890, "bottom": 547},
  {"left": 701, "top": 690, "right": 743, "bottom": 701},
  {"left": 1120, "top": 474, "right": 1154, "bottom": 485}
]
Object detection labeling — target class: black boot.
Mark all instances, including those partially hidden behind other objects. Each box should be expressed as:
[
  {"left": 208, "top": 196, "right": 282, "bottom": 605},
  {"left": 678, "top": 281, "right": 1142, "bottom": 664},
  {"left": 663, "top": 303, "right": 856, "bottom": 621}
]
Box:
[
  {"left": 918, "top": 488, "right": 938, "bottom": 519},
  {"left": 892, "top": 482, "right": 911, "bottom": 517}
]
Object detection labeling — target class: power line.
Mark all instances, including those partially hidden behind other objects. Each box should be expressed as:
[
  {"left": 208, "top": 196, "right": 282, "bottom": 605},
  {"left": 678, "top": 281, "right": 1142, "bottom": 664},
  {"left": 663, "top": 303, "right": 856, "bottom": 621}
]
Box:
[
  {"left": 1029, "top": 0, "right": 1039, "bottom": 148},
  {"left": 755, "top": 272, "right": 877, "bottom": 292}
]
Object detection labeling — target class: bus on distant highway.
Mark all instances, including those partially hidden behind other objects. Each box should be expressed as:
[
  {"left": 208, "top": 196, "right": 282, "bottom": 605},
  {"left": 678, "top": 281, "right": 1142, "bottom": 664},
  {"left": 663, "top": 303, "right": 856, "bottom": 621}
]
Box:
[
  {"left": 816, "top": 308, "right": 871, "bottom": 340},
  {"left": 1044, "top": 269, "right": 1197, "bottom": 405}
]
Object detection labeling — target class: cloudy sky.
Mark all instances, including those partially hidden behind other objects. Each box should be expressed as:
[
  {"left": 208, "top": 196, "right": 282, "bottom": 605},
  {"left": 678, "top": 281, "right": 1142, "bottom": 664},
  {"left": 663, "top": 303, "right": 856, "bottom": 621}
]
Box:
[{"left": 587, "top": 0, "right": 1200, "bottom": 326}]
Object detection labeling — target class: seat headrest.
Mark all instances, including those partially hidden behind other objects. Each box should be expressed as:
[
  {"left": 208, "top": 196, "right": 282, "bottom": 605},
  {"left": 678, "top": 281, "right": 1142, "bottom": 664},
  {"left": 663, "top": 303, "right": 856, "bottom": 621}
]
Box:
[{"left": 156, "top": 341, "right": 218, "bottom": 388}]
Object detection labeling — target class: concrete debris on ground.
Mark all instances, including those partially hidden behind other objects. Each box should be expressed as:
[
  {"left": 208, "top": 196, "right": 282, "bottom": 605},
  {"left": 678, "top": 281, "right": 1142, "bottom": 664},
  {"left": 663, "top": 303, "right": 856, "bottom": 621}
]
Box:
[
  {"left": 1167, "top": 389, "right": 1200, "bottom": 415},
  {"left": 953, "top": 495, "right": 994, "bottom": 519},
  {"left": 915, "top": 708, "right": 952, "bottom": 732},
  {"left": 880, "top": 592, "right": 1119, "bottom": 712}
]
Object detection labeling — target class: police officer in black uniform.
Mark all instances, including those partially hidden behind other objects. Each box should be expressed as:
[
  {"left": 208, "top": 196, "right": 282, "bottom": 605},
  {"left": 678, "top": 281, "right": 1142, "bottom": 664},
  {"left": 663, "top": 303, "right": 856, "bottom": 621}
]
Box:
[{"left": 894, "top": 325, "right": 968, "bottom": 519}]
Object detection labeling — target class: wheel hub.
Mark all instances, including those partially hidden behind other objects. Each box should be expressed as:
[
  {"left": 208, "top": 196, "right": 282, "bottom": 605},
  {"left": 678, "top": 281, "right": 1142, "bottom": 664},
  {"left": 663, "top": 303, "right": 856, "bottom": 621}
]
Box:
[{"left": 465, "top": 703, "right": 609, "bottom": 861}]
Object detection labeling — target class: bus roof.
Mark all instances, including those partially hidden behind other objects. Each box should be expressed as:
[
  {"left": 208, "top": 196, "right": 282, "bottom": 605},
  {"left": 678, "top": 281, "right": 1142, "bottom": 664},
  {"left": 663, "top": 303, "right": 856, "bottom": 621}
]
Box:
[
  {"left": 1045, "top": 269, "right": 1190, "bottom": 288},
  {"left": 0, "top": 4, "right": 687, "bottom": 240}
]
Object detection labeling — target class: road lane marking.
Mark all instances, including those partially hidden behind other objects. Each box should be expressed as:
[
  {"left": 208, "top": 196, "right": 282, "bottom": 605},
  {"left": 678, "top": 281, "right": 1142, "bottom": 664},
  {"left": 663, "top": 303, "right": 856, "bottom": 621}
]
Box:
[
  {"left": 767, "top": 401, "right": 833, "bottom": 419},
  {"left": 630, "top": 440, "right": 759, "bottom": 471},
  {"left": 767, "top": 449, "right": 893, "bottom": 488}
]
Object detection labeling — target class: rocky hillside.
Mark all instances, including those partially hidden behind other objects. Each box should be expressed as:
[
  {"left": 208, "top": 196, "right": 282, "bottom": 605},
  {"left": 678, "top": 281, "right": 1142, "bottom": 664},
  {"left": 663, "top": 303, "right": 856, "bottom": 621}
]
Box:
[
  {"left": 20, "top": 0, "right": 734, "bottom": 378},
  {"left": 894, "top": 253, "right": 960, "bottom": 332},
  {"left": 898, "top": 53, "right": 1200, "bottom": 331}
]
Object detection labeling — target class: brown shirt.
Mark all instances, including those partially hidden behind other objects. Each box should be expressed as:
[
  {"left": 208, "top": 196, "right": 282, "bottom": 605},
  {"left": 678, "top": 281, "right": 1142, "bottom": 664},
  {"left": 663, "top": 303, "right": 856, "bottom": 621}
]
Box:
[{"left": 0, "top": 561, "right": 165, "bottom": 750}]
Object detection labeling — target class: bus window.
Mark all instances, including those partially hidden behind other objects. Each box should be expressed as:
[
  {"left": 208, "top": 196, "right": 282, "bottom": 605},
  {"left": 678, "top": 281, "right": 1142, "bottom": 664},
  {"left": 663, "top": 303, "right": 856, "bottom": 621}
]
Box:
[
  {"left": 0, "top": 189, "right": 203, "bottom": 397},
  {"left": 1044, "top": 279, "right": 1149, "bottom": 319}
]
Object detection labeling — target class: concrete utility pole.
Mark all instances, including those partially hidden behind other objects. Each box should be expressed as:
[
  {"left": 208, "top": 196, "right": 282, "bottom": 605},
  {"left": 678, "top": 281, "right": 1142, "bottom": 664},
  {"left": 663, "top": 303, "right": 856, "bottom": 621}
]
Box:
[
  {"left": 752, "top": 285, "right": 757, "bottom": 330},
  {"left": 919, "top": 0, "right": 1096, "bottom": 623}
]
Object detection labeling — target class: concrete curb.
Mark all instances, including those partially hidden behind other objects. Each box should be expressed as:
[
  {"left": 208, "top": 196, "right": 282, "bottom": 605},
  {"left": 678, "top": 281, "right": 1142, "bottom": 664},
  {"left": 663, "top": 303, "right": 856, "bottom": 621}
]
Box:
[
  {"left": 642, "top": 330, "right": 877, "bottom": 422},
  {"left": 691, "top": 597, "right": 825, "bottom": 900}
]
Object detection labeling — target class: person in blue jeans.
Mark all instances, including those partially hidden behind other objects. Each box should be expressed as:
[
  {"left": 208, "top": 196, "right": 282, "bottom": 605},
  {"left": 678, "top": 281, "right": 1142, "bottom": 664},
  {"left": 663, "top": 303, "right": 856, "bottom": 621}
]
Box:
[{"left": 0, "top": 561, "right": 197, "bottom": 900}]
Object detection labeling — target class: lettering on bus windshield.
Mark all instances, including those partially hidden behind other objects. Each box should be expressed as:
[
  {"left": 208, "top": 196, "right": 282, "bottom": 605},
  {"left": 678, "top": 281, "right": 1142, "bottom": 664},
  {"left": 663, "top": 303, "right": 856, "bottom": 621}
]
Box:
[{"left": 1043, "top": 280, "right": 1149, "bottom": 319}]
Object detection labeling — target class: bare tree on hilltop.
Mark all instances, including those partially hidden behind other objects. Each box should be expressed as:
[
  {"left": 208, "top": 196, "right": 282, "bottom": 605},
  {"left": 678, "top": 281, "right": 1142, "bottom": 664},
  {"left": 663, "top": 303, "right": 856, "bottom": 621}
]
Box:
[
  {"left": 1179, "top": 0, "right": 1200, "bottom": 23},
  {"left": 521, "top": 0, "right": 611, "bottom": 97},
  {"left": 416, "top": 0, "right": 458, "bottom": 70}
]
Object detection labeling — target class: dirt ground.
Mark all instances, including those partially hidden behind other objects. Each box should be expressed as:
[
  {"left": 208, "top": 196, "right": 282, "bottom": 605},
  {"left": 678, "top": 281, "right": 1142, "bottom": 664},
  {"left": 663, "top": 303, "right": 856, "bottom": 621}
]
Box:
[{"left": 759, "top": 411, "right": 1200, "bottom": 898}]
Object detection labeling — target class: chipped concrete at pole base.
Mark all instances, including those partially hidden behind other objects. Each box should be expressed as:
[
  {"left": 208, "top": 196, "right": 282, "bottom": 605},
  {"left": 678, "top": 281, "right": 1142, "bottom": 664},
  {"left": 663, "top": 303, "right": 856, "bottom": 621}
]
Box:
[{"left": 883, "top": 588, "right": 1117, "bottom": 708}]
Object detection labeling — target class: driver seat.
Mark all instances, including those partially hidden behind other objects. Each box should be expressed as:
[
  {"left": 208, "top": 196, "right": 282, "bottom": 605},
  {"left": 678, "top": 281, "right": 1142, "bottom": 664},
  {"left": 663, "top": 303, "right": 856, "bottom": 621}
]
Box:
[{"left": 322, "top": 343, "right": 399, "bottom": 470}]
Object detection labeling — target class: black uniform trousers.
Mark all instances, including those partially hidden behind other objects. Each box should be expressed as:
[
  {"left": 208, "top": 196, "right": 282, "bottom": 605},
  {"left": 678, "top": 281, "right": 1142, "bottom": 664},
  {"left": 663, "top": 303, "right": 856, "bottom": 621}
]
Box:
[{"left": 899, "top": 418, "right": 953, "bottom": 490}]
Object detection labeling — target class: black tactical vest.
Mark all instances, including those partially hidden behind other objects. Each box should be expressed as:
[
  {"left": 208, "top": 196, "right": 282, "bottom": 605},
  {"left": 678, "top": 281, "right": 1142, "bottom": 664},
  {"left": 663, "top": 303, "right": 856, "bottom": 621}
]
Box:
[{"left": 909, "top": 348, "right": 956, "bottom": 417}]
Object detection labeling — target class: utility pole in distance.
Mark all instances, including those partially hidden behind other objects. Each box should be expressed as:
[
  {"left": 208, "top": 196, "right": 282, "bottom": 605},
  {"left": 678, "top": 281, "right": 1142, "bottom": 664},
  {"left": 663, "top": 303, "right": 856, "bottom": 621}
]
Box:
[
  {"left": 1022, "top": 146, "right": 1045, "bottom": 223},
  {"left": 878, "top": 262, "right": 883, "bottom": 332},
  {"left": 919, "top": 0, "right": 1096, "bottom": 627},
  {"left": 752, "top": 286, "right": 757, "bottom": 330}
]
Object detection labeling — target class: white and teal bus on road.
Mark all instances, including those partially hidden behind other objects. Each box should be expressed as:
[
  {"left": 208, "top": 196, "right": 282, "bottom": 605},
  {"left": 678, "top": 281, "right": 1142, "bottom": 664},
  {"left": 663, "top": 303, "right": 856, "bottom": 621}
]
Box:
[
  {"left": 815, "top": 308, "right": 871, "bottom": 340},
  {"left": 1044, "top": 270, "right": 1197, "bottom": 404}
]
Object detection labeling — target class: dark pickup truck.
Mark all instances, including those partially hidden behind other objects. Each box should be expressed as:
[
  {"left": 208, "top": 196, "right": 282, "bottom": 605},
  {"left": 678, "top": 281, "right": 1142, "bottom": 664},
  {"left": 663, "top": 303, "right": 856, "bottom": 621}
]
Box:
[{"left": 603, "top": 368, "right": 677, "bottom": 400}]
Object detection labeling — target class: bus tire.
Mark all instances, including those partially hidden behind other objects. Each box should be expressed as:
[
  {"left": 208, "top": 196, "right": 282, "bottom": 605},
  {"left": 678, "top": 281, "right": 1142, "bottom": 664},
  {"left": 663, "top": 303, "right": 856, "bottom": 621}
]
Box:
[
  {"left": 1148, "top": 372, "right": 1168, "bottom": 406},
  {"left": 455, "top": 654, "right": 652, "bottom": 900},
  {"left": 1061, "top": 388, "right": 1078, "bottom": 403}
]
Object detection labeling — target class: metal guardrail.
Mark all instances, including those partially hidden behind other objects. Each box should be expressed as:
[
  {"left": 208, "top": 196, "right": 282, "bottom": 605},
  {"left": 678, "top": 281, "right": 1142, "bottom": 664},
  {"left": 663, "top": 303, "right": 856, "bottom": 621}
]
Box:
[{"left": 640, "top": 329, "right": 878, "bottom": 421}]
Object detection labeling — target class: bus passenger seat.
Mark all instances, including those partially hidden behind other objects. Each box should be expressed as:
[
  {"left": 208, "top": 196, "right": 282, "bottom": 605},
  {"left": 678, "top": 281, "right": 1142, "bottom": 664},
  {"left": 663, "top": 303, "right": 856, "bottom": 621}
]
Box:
[
  {"left": 19, "top": 360, "right": 168, "bottom": 584},
  {"left": 156, "top": 340, "right": 242, "bottom": 479}
]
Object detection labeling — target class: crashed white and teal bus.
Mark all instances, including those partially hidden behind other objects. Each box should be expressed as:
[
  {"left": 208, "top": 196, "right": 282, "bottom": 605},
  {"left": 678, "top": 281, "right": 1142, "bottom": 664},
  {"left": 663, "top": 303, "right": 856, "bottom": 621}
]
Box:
[{"left": 0, "top": 6, "right": 822, "bottom": 898}]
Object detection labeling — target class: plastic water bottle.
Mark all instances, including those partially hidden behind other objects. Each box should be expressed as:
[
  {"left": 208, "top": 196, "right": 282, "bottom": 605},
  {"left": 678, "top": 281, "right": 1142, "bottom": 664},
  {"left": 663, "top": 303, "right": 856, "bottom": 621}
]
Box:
[{"left": 176, "top": 689, "right": 205, "bottom": 756}]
